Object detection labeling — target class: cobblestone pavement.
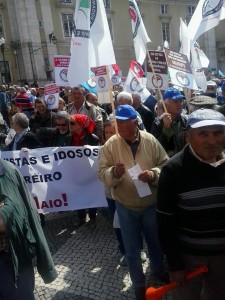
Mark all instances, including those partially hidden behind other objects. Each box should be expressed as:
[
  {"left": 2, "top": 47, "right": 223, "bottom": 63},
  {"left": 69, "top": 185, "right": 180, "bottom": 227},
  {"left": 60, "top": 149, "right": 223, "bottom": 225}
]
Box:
[{"left": 34, "top": 209, "right": 172, "bottom": 300}]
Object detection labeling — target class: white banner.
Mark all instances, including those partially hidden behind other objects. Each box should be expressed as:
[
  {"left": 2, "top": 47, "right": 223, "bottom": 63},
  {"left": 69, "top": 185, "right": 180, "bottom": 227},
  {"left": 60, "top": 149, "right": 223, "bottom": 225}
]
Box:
[
  {"left": 94, "top": 66, "right": 109, "bottom": 93},
  {"left": 1, "top": 146, "right": 106, "bottom": 213}
]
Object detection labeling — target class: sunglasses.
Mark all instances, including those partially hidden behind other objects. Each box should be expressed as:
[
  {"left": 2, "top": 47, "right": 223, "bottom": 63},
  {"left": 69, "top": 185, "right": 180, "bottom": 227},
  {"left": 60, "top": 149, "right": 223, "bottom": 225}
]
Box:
[
  {"left": 56, "top": 123, "right": 67, "bottom": 127},
  {"left": 69, "top": 121, "right": 76, "bottom": 126}
]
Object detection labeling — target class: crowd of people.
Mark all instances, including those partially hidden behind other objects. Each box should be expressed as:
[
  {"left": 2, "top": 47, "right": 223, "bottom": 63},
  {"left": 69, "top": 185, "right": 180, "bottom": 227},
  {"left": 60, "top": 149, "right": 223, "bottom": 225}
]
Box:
[{"left": 0, "top": 77, "right": 225, "bottom": 300}]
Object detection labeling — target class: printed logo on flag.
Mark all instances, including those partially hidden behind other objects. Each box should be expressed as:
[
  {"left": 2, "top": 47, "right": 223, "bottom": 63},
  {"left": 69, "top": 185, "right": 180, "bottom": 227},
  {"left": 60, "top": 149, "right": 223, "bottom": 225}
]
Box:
[
  {"left": 59, "top": 69, "right": 68, "bottom": 82},
  {"left": 129, "top": 1, "right": 140, "bottom": 38},
  {"left": 176, "top": 72, "right": 190, "bottom": 87},
  {"left": 130, "top": 77, "right": 143, "bottom": 92},
  {"left": 202, "top": 0, "right": 223, "bottom": 18},
  {"left": 90, "top": 0, "right": 97, "bottom": 27}
]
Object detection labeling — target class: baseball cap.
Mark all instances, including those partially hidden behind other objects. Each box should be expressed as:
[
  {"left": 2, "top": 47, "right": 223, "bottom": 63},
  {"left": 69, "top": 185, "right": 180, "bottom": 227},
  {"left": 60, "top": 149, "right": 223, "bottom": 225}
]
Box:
[
  {"left": 187, "top": 108, "right": 225, "bottom": 128},
  {"left": 189, "top": 95, "right": 217, "bottom": 106},
  {"left": 163, "top": 87, "right": 184, "bottom": 100},
  {"left": 221, "top": 81, "right": 225, "bottom": 91},
  {"left": 115, "top": 104, "right": 137, "bottom": 120}
]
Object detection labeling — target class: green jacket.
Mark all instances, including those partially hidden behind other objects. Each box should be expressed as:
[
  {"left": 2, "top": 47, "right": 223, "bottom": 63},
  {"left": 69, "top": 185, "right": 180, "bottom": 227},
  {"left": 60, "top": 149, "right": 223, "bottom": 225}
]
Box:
[{"left": 0, "top": 159, "right": 58, "bottom": 284}]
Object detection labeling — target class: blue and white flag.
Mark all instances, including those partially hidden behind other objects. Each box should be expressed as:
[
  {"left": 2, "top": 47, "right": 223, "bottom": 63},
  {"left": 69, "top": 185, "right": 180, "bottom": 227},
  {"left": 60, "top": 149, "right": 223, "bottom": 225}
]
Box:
[
  {"left": 188, "top": 0, "right": 225, "bottom": 42},
  {"left": 68, "top": 0, "right": 116, "bottom": 87}
]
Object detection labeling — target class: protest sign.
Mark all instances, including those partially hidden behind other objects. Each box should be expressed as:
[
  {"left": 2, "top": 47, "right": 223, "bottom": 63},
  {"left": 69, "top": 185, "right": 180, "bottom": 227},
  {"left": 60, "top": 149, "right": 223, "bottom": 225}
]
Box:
[
  {"left": 44, "top": 83, "right": 59, "bottom": 110},
  {"left": 54, "top": 55, "right": 70, "bottom": 87},
  {"left": 1, "top": 146, "right": 107, "bottom": 213},
  {"left": 147, "top": 51, "right": 168, "bottom": 90}
]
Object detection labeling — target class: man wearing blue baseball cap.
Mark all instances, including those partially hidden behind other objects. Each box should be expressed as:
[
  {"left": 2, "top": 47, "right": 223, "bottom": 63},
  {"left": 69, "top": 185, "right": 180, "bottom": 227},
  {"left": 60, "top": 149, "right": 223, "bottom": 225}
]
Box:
[
  {"left": 157, "top": 108, "right": 225, "bottom": 300},
  {"left": 98, "top": 104, "right": 169, "bottom": 300},
  {"left": 151, "top": 87, "right": 187, "bottom": 157}
]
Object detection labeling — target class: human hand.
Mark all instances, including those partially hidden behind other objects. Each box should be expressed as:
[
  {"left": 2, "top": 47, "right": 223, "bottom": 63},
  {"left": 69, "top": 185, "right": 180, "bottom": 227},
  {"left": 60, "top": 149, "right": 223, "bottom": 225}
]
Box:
[
  {"left": 138, "top": 170, "right": 156, "bottom": 183},
  {"left": 114, "top": 163, "right": 125, "bottom": 178},
  {"left": 162, "top": 113, "right": 172, "bottom": 128},
  {"left": 169, "top": 270, "right": 186, "bottom": 285},
  {"left": 21, "top": 147, "right": 29, "bottom": 152}
]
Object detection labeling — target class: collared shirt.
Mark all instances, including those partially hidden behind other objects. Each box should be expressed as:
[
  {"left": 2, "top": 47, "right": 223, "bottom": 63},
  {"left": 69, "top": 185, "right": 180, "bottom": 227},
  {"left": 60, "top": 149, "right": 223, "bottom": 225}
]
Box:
[
  {"left": 189, "top": 144, "right": 225, "bottom": 167},
  {"left": 12, "top": 128, "right": 29, "bottom": 150},
  {"left": 68, "top": 101, "right": 87, "bottom": 115},
  {"left": 125, "top": 129, "right": 140, "bottom": 159}
]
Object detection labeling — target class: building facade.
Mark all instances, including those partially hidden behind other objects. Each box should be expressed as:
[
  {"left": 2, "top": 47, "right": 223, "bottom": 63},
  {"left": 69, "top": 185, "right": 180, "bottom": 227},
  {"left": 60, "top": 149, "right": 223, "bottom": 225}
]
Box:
[{"left": 0, "top": 0, "right": 225, "bottom": 86}]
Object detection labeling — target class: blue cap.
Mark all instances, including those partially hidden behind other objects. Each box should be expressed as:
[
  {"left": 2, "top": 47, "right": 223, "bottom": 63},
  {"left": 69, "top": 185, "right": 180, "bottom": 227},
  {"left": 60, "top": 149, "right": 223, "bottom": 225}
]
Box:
[
  {"left": 115, "top": 105, "right": 137, "bottom": 120},
  {"left": 187, "top": 108, "right": 225, "bottom": 128},
  {"left": 163, "top": 87, "right": 184, "bottom": 100},
  {"left": 221, "top": 81, "right": 225, "bottom": 91}
]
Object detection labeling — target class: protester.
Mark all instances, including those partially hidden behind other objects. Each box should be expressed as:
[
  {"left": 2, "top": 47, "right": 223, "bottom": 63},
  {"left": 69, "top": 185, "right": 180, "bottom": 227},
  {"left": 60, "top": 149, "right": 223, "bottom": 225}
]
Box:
[
  {"left": 5, "top": 107, "right": 22, "bottom": 146},
  {"left": 58, "top": 97, "right": 67, "bottom": 111},
  {"left": 101, "top": 115, "right": 146, "bottom": 266},
  {"left": 5, "top": 113, "right": 42, "bottom": 151},
  {"left": 68, "top": 86, "right": 103, "bottom": 141},
  {"left": 132, "top": 92, "right": 154, "bottom": 133},
  {"left": 0, "top": 112, "right": 9, "bottom": 150},
  {"left": 157, "top": 108, "right": 225, "bottom": 300},
  {"left": 38, "top": 111, "right": 70, "bottom": 146},
  {"left": 14, "top": 87, "right": 34, "bottom": 119},
  {"left": 98, "top": 104, "right": 169, "bottom": 300},
  {"left": 86, "top": 92, "right": 108, "bottom": 122},
  {"left": 0, "top": 85, "right": 10, "bottom": 125},
  {"left": 188, "top": 95, "right": 218, "bottom": 113},
  {"left": 66, "top": 114, "right": 100, "bottom": 229},
  {"left": 0, "top": 159, "right": 57, "bottom": 299},
  {"left": 29, "top": 98, "right": 56, "bottom": 146},
  {"left": 151, "top": 87, "right": 187, "bottom": 157}
]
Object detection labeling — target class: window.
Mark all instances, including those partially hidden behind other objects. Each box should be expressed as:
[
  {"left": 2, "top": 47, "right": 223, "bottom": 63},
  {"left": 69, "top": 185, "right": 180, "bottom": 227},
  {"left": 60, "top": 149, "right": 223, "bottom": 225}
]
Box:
[
  {"left": 0, "top": 61, "right": 11, "bottom": 84},
  {"left": 62, "top": 14, "right": 74, "bottom": 37},
  {"left": 162, "top": 22, "right": 170, "bottom": 43},
  {"left": 161, "top": 4, "right": 168, "bottom": 14},
  {"left": 0, "top": 15, "right": 4, "bottom": 38},
  {"left": 188, "top": 5, "right": 195, "bottom": 16},
  {"left": 107, "top": 17, "right": 113, "bottom": 41},
  {"left": 59, "top": 0, "right": 72, "bottom": 3},
  {"left": 103, "top": 0, "right": 111, "bottom": 10}
]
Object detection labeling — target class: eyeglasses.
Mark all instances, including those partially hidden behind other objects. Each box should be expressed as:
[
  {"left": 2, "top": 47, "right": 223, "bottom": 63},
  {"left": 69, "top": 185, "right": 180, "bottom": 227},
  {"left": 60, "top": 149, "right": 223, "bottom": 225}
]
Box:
[
  {"left": 69, "top": 121, "right": 76, "bottom": 126},
  {"left": 56, "top": 123, "right": 67, "bottom": 127}
]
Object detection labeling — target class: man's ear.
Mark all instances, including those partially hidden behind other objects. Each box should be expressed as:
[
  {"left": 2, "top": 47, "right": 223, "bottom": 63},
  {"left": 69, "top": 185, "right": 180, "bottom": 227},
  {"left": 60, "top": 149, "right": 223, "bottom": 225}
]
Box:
[{"left": 185, "top": 129, "right": 190, "bottom": 144}]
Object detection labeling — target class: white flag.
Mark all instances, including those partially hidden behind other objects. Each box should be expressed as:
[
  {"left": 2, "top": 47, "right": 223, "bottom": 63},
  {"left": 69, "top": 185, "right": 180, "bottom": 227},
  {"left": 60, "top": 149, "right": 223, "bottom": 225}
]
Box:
[
  {"left": 90, "top": 0, "right": 116, "bottom": 67},
  {"left": 128, "top": 0, "right": 151, "bottom": 65},
  {"left": 179, "top": 18, "right": 190, "bottom": 60},
  {"left": 188, "top": 0, "right": 225, "bottom": 42},
  {"left": 67, "top": 0, "right": 91, "bottom": 87},
  {"left": 68, "top": 0, "right": 116, "bottom": 87}
]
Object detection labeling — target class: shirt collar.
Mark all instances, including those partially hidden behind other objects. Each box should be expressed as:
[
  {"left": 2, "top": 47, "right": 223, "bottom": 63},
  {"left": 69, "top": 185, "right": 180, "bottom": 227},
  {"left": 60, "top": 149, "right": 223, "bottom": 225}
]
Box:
[{"left": 189, "top": 144, "right": 225, "bottom": 167}]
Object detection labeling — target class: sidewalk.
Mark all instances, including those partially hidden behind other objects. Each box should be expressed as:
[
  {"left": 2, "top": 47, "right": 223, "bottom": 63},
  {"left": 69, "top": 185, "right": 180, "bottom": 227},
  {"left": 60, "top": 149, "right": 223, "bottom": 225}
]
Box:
[{"left": 34, "top": 209, "right": 171, "bottom": 300}]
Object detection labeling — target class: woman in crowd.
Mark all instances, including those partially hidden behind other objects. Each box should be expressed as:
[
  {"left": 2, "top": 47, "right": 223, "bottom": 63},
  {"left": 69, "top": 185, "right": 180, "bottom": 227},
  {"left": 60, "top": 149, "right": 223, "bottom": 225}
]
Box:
[{"left": 65, "top": 114, "right": 100, "bottom": 228}]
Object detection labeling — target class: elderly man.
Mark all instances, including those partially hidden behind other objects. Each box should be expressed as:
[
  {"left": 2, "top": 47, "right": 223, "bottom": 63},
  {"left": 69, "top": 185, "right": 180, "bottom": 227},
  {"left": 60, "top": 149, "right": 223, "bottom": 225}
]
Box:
[
  {"left": 157, "top": 109, "right": 225, "bottom": 300},
  {"left": 151, "top": 87, "right": 187, "bottom": 157},
  {"left": 98, "top": 104, "right": 168, "bottom": 300},
  {"left": 68, "top": 86, "right": 103, "bottom": 140},
  {"left": 189, "top": 95, "right": 218, "bottom": 113}
]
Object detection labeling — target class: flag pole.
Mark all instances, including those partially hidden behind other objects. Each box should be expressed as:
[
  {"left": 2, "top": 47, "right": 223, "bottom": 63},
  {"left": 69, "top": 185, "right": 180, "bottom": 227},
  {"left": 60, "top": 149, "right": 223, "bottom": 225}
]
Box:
[
  {"left": 106, "top": 66, "right": 122, "bottom": 161},
  {"left": 146, "top": 47, "right": 167, "bottom": 115}
]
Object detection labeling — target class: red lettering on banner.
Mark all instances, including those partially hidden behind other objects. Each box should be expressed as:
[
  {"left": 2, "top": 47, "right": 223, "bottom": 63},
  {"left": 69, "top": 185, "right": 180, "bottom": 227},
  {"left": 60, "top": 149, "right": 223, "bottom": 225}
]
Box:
[{"left": 33, "top": 193, "right": 68, "bottom": 209}]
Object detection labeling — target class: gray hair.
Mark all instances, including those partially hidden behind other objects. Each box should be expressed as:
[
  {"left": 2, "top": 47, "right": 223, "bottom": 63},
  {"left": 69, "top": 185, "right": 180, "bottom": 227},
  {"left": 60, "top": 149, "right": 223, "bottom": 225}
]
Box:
[
  {"left": 55, "top": 111, "right": 70, "bottom": 123},
  {"left": 12, "top": 113, "right": 29, "bottom": 129},
  {"left": 116, "top": 91, "right": 133, "bottom": 105}
]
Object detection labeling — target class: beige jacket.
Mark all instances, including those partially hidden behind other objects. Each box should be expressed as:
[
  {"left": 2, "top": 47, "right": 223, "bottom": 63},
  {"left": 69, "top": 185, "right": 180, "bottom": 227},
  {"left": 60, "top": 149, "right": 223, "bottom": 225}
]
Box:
[{"left": 97, "top": 130, "right": 168, "bottom": 211}]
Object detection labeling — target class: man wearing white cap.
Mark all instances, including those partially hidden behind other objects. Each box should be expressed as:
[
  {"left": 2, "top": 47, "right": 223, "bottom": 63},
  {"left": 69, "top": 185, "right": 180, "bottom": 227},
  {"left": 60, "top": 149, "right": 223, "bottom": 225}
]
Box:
[{"left": 157, "top": 108, "right": 225, "bottom": 300}]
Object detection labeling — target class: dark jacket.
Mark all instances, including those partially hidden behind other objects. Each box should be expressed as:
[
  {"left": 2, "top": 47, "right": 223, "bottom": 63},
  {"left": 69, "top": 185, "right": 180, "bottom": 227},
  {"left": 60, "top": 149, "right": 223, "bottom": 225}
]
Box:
[
  {"left": 65, "top": 132, "right": 100, "bottom": 147},
  {"left": 151, "top": 114, "right": 187, "bottom": 156},
  {"left": 136, "top": 104, "right": 154, "bottom": 133},
  {"left": 39, "top": 127, "right": 70, "bottom": 147},
  {"left": 6, "top": 131, "right": 42, "bottom": 151},
  {"left": 0, "top": 159, "right": 58, "bottom": 283}
]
